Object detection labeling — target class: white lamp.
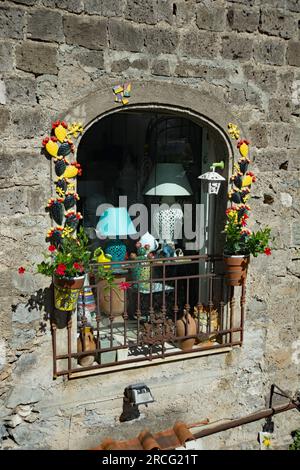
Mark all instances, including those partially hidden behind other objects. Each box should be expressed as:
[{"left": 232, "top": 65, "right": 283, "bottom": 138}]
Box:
[{"left": 144, "top": 163, "right": 192, "bottom": 243}]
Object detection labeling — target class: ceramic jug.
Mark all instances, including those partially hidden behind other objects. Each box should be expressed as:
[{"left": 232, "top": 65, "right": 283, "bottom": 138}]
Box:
[{"left": 139, "top": 231, "right": 159, "bottom": 252}]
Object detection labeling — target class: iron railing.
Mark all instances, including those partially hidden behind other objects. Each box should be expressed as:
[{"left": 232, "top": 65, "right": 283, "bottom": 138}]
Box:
[{"left": 52, "top": 255, "right": 246, "bottom": 378}]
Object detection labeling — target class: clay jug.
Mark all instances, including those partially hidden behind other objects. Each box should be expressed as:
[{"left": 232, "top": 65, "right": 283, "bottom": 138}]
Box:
[
  {"left": 98, "top": 276, "right": 126, "bottom": 316},
  {"left": 77, "top": 326, "right": 96, "bottom": 366},
  {"left": 176, "top": 312, "right": 196, "bottom": 351}
]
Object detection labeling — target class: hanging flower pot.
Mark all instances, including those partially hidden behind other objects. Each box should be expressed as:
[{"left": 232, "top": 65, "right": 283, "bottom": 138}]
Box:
[
  {"left": 54, "top": 158, "right": 67, "bottom": 177},
  {"left": 223, "top": 254, "right": 250, "bottom": 286},
  {"left": 58, "top": 141, "right": 73, "bottom": 157},
  {"left": 53, "top": 274, "right": 85, "bottom": 311},
  {"left": 55, "top": 178, "right": 68, "bottom": 195},
  {"left": 47, "top": 198, "right": 64, "bottom": 225},
  {"left": 46, "top": 226, "right": 63, "bottom": 247},
  {"left": 65, "top": 210, "right": 82, "bottom": 230},
  {"left": 64, "top": 191, "right": 79, "bottom": 210}
]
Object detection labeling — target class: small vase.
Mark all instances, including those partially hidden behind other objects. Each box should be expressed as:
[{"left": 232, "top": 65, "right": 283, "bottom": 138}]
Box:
[
  {"left": 53, "top": 275, "right": 85, "bottom": 311},
  {"left": 223, "top": 254, "right": 250, "bottom": 286},
  {"left": 131, "top": 261, "right": 151, "bottom": 291},
  {"left": 176, "top": 312, "right": 197, "bottom": 351},
  {"left": 77, "top": 327, "right": 96, "bottom": 367}
]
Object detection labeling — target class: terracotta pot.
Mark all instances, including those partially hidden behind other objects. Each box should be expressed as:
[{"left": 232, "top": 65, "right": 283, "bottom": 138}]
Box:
[
  {"left": 53, "top": 275, "right": 85, "bottom": 311},
  {"left": 77, "top": 326, "right": 96, "bottom": 367},
  {"left": 97, "top": 277, "right": 126, "bottom": 316},
  {"left": 223, "top": 255, "right": 250, "bottom": 286},
  {"left": 176, "top": 313, "right": 197, "bottom": 351}
]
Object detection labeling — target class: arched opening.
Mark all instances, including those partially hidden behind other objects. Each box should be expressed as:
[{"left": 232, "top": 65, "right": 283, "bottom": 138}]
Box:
[{"left": 77, "top": 105, "right": 229, "bottom": 258}]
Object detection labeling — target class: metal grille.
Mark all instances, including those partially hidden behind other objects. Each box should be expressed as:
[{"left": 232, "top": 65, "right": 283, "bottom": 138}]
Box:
[{"left": 52, "top": 255, "right": 246, "bottom": 378}]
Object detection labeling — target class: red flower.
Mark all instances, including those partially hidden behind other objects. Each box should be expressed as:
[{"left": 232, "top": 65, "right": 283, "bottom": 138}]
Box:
[
  {"left": 52, "top": 120, "right": 60, "bottom": 129},
  {"left": 48, "top": 245, "right": 56, "bottom": 252},
  {"left": 51, "top": 136, "right": 58, "bottom": 142},
  {"left": 241, "top": 218, "right": 247, "bottom": 227},
  {"left": 61, "top": 121, "right": 68, "bottom": 129},
  {"left": 42, "top": 137, "right": 50, "bottom": 147},
  {"left": 119, "top": 281, "right": 131, "bottom": 291},
  {"left": 73, "top": 262, "right": 84, "bottom": 272},
  {"left": 55, "top": 264, "right": 66, "bottom": 276},
  {"left": 18, "top": 267, "right": 26, "bottom": 275},
  {"left": 264, "top": 247, "right": 272, "bottom": 256}
]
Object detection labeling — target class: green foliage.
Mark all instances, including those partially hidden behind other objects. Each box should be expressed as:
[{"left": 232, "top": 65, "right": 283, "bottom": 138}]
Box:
[
  {"left": 37, "top": 227, "right": 91, "bottom": 278},
  {"left": 289, "top": 429, "right": 300, "bottom": 450}
]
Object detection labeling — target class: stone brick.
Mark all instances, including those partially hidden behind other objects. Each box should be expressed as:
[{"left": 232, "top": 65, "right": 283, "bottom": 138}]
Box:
[
  {"left": 196, "top": 3, "right": 226, "bottom": 32},
  {"left": 243, "top": 65, "right": 277, "bottom": 92},
  {"left": 0, "top": 42, "right": 14, "bottom": 72},
  {"left": 156, "top": 0, "right": 173, "bottom": 25},
  {"left": 151, "top": 59, "right": 170, "bottom": 76},
  {"left": 41, "top": 0, "right": 84, "bottom": 14},
  {"left": 126, "top": 0, "right": 156, "bottom": 24},
  {"left": 268, "top": 123, "right": 297, "bottom": 148},
  {"left": 11, "top": 107, "right": 46, "bottom": 139},
  {"left": 84, "top": 0, "right": 125, "bottom": 16},
  {"left": 5, "top": 77, "right": 36, "bottom": 105},
  {"left": 222, "top": 35, "right": 253, "bottom": 61},
  {"left": 0, "top": 107, "right": 10, "bottom": 135},
  {"left": 175, "top": 61, "right": 227, "bottom": 80},
  {"left": 64, "top": 15, "right": 107, "bottom": 50},
  {"left": 27, "top": 9, "right": 64, "bottom": 43},
  {"left": 0, "top": 152, "right": 14, "bottom": 180},
  {"left": 227, "top": 7, "right": 259, "bottom": 33},
  {"left": 75, "top": 49, "right": 104, "bottom": 69},
  {"left": 268, "top": 98, "right": 292, "bottom": 122},
  {"left": 287, "top": 42, "right": 300, "bottom": 67},
  {"left": 131, "top": 58, "right": 148, "bottom": 70},
  {"left": 175, "top": 0, "right": 197, "bottom": 28},
  {"left": 180, "top": 30, "right": 220, "bottom": 59},
  {"left": 111, "top": 58, "right": 130, "bottom": 73},
  {"left": 0, "top": 5, "right": 25, "bottom": 40},
  {"left": 108, "top": 19, "right": 144, "bottom": 52},
  {"left": 248, "top": 122, "right": 268, "bottom": 148},
  {"left": 286, "top": 0, "right": 300, "bottom": 12},
  {"left": 260, "top": 9, "right": 298, "bottom": 39},
  {"left": 276, "top": 71, "right": 295, "bottom": 96},
  {"left": 229, "top": 85, "right": 262, "bottom": 109},
  {"left": 253, "top": 38, "right": 285, "bottom": 66},
  {"left": 16, "top": 42, "right": 58, "bottom": 75},
  {"left": 253, "top": 148, "right": 300, "bottom": 172},
  {"left": 145, "top": 27, "right": 179, "bottom": 54}
]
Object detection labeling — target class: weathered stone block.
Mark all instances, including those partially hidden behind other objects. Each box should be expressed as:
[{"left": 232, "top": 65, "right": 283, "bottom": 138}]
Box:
[
  {"left": 74, "top": 49, "right": 104, "bottom": 69},
  {"left": 41, "top": 0, "right": 84, "bottom": 14},
  {"left": 287, "top": 42, "right": 300, "bottom": 67},
  {"left": 175, "top": 61, "right": 227, "bottom": 80},
  {"left": 253, "top": 38, "right": 285, "bottom": 66},
  {"left": 0, "top": 42, "right": 14, "bottom": 72},
  {"left": 84, "top": 0, "right": 125, "bottom": 16},
  {"left": 0, "top": 5, "right": 25, "bottom": 40},
  {"left": 131, "top": 57, "right": 148, "bottom": 70},
  {"left": 6, "top": 77, "right": 36, "bottom": 105},
  {"left": 222, "top": 35, "right": 253, "bottom": 61},
  {"left": 27, "top": 9, "right": 64, "bottom": 43},
  {"left": 64, "top": 15, "right": 107, "bottom": 50},
  {"left": 243, "top": 65, "right": 277, "bottom": 92},
  {"left": 111, "top": 58, "right": 130, "bottom": 73},
  {"left": 156, "top": 0, "right": 173, "bottom": 25},
  {"left": 109, "top": 19, "right": 144, "bottom": 52},
  {"left": 268, "top": 123, "right": 294, "bottom": 148},
  {"left": 151, "top": 59, "right": 170, "bottom": 76},
  {"left": 0, "top": 107, "right": 10, "bottom": 134},
  {"left": 260, "top": 9, "right": 298, "bottom": 39},
  {"left": 0, "top": 153, "right": 14, "bottom": 180},
  {"left": 268, "top": 98, "right": 292, "bottom": 122},
  {"left": 16, "top": 42, "right": 58, "bottom": 75},
  {"left": 180, "top": 30, "right": 220, "bottom": 59},
  {"left": 11, "top": 107, "right": 46, "bottom": 139},
  {"left": 196, "top": 3, "right": 226, "bottom": 31},
  {"left": 126, "top": 0, "right": 156, "bottom": 24},
  {"left": 248, "top": 122, "right": 268, "bottom": 148},
  {"left": 12, "top": 304, "right": 40, "bottom": 324},
  {"left": 145, "top": 27, "right": 179, "bottom": 54},
  {"left": 286, "top": 0, "right": 300, "bottom": 12},
  {"left": 227, "top": 7, "right": 259, "bottom": 33}
]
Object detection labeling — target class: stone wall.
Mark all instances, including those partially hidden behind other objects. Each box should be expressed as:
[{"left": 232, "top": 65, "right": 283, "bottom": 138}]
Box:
[{"left": 0, "top": 0, "right": 300, "bottom": 449}]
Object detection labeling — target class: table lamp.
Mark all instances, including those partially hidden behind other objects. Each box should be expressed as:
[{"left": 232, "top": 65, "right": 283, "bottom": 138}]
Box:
[
  {"left": 144, "top": 163, "right": 192, "bottom": 243},
  {"left": 96, "top": 207, "right": 137, "bottom": 262}
]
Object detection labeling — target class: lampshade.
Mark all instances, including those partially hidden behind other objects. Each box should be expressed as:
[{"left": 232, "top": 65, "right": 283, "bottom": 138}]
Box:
[
  {"left": 143, "top": 163, "right": 192, "bottom": 196},
  {"left": 96, "top": 207, "right": 137, "bottom": 237}
]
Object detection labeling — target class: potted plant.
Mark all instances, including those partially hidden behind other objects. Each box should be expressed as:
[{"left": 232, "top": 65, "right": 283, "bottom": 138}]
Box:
[
  {"left": 92, "top": 248, "right": 130, "bottom": 317},
  {"left": 37, "top": 227, "right": 91, "bottom": 311},
  {"left": 223, "top": 124, "right": 272, "bottom": 286}
]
